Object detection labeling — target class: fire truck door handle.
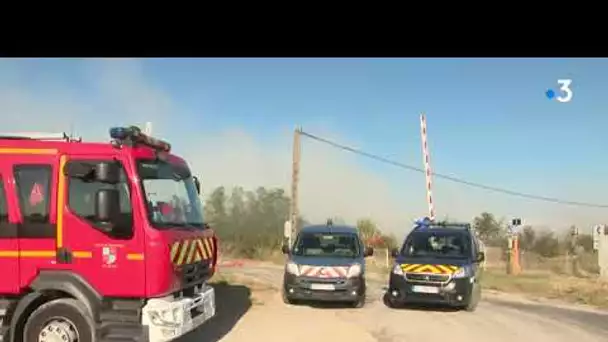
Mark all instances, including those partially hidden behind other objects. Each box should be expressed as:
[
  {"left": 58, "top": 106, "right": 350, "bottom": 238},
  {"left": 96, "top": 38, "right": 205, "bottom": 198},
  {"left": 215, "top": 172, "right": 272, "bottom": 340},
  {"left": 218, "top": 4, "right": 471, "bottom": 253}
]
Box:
[{"left": 57, "top": 247, "right": 73, "bottom": 264}]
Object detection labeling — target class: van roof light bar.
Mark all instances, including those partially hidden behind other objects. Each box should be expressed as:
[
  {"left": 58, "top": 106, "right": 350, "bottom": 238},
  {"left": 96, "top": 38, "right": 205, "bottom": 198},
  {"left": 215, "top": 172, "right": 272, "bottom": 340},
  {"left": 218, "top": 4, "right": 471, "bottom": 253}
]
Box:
[{"left": 109, "top": 126, "right": 171, "bottom": 152}]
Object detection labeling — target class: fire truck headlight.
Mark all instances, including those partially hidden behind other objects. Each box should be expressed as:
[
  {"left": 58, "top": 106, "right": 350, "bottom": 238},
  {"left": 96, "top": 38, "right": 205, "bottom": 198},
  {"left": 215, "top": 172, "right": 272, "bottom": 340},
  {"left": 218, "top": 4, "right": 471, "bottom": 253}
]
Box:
[
  {"left": 347, "top": 263, "right": 362, "bottom": 278},
  {"left": 285, "top": 262, "right": 300, "bottom": 276}
]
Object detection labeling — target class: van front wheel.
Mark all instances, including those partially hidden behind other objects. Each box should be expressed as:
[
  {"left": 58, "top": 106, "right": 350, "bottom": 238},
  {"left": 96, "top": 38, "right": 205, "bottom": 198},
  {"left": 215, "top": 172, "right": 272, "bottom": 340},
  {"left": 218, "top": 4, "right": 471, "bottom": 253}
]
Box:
[
  {"left": 351, "top": 294, "right": 366, "bottom": 308},
  {"left": 24, "top": 298, "right": 95, "bottom": 342}
]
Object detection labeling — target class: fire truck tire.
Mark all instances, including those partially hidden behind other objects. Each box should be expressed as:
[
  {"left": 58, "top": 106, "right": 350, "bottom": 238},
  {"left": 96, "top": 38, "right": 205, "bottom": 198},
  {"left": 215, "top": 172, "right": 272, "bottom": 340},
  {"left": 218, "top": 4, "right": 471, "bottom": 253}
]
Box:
[{"left": 23, "top": 298, "right": 95, "bottom": 342}]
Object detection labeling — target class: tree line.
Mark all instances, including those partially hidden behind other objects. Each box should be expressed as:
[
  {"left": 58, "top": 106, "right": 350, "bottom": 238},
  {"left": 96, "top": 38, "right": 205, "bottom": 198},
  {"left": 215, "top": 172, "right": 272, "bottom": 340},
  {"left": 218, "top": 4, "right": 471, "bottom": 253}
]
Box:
[
  {"left": 203, "top": 186, "right": 399, "bottom": 258},
  {"left": 203, "top": 186, "right": 594, "bottom": 258},
  {"left": 472, "top": 212, "right": 594, "bottom": 257}
]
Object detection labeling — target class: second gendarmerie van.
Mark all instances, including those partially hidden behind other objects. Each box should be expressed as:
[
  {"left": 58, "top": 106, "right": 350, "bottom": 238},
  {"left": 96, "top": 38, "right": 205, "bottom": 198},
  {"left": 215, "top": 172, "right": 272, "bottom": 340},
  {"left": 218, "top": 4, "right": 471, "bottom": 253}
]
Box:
[
  {"left": 281, "top": 221, "right": 374, "bottom": 308},
  {"left": 384, "top": 218, "right": 485, "bottom": 311}
]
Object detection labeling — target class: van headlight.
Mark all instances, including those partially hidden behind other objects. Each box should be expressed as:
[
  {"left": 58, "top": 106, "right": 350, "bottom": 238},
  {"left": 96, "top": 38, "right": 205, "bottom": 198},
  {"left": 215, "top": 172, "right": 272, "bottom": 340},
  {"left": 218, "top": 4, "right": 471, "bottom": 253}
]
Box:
[
  {"left": 347, "top": 263, "right": 362, "bottom": 278},
  {"left": 452, "top": 266, "right": 470, "bottom": 279},
  {"left": 285, "top": 261, "right": 300, "bottom": 276},
  {"left": 392, "top": 263, "right": 404, "bottom": 275}
]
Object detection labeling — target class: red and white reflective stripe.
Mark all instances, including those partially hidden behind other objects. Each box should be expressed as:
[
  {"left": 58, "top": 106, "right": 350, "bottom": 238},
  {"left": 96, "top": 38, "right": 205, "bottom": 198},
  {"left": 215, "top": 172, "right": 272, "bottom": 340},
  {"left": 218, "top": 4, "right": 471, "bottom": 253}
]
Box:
[
  {"left": 300, "top": 265, "right": 348, "bottom": 278},
  {"left": 420, "top": 113, "right": 435, "bottom": 220}
]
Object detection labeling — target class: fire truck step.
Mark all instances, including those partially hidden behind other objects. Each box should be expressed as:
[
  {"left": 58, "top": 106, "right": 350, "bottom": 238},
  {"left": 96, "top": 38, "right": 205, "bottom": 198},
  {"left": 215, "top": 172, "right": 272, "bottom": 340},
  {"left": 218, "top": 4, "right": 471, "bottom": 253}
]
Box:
[
  {"left": 98, "top": 322, "right": 148, "bottom": 342},
  {"left": 100, "top": 310, "right": 141, "bottom": 323}
]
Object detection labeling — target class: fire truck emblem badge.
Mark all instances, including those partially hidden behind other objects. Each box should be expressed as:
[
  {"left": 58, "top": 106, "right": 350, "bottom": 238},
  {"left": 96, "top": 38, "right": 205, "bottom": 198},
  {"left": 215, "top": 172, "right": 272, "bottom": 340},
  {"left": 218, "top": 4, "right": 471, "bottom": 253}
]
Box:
[{"left": 102, "top": 246, "right": 117, "bottom": 266}]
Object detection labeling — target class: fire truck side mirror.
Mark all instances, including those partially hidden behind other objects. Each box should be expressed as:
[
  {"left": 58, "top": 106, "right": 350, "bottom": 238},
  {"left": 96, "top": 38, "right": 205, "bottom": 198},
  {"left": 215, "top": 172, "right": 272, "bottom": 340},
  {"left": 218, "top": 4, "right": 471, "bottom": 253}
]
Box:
[
  {"left": 193, "top": 176, "right": 201, "bottom": 194},
  {"left": 95, "top": 189, "right": 120, "bottom": 228},
  {"left": 95, "top": 162, "right": 120, "bottom": 184}
]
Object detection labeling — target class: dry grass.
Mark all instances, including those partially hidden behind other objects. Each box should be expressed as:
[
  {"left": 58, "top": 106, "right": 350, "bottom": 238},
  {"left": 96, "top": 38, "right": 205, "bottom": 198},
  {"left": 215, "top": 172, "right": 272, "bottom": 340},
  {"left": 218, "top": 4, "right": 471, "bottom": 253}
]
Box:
[
  {"left": 480, "top": 247, "right": 608, "bottom": 307},
  {"left": 220, "top": 247, "right": 608, "bottom": 308},
  {"left": 482, "top": 267, "right": 608, "bottom": 308}
]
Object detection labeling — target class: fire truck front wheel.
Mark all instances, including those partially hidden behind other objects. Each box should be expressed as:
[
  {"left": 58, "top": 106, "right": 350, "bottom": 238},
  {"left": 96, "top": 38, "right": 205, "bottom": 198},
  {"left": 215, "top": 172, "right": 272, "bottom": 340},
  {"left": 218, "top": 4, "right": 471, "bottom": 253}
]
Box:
[{"left": 24, "top": 298, "right": 95, "bottom": 342}]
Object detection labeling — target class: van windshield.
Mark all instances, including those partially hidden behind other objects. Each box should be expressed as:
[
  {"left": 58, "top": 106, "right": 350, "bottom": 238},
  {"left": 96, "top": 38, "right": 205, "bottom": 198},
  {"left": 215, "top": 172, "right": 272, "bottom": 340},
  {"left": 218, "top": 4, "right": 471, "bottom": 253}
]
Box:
[
  {"left": 400, "top": 231, "right": 470, "bottom": 259},
  {"left": 137, "top": 159, "right": 204, "bottom": 229},
  {"left": 292, "top": 232, "right": 360, "bottom": 258}
]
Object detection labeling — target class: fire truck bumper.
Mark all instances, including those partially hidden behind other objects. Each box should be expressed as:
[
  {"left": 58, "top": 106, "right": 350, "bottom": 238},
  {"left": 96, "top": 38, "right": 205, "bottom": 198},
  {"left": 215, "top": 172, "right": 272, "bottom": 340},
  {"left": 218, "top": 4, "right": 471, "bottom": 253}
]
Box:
[{"left": 142, "top": 284, "right": 216, "bottom": 342}]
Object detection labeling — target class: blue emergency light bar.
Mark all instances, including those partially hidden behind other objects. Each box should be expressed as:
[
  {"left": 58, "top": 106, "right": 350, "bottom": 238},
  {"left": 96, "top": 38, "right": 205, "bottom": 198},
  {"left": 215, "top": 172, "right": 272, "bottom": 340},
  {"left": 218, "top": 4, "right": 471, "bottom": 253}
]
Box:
[
  {"left": 109, "top": 126, "right": 171, "bottom": 152},
  {"left": 412, "top": 217, "right": 472, "bottom": 231},
  {"left": 412, "top": 217, "right": 433, "bottom": 231}
]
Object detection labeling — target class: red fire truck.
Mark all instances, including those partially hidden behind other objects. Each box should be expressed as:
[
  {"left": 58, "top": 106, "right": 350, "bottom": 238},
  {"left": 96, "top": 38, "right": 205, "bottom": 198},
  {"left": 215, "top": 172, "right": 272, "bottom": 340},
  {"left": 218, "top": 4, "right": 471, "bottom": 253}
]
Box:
[{"left": 0, "top": 126, "right": 219, "bottom": 342}]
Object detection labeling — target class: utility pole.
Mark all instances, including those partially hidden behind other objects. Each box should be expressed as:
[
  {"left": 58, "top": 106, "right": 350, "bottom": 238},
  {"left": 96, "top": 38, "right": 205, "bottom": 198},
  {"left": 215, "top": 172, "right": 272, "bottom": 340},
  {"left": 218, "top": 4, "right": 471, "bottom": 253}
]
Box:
[{"left": 288, "top": 127, "right": 302, "bottom": 246}]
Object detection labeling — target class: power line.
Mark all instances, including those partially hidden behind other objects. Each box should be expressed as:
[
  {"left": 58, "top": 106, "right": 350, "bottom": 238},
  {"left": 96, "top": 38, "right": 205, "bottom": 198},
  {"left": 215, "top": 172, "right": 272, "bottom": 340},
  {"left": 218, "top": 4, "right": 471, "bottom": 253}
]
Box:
[{"left": 299, "top": 130, "right": 608, "bottom": 209}]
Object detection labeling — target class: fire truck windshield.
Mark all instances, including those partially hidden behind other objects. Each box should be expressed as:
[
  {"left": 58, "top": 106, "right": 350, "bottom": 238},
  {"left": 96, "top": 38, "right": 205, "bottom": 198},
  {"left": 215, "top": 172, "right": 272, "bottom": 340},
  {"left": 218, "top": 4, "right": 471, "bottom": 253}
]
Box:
[{"left": 137, "top": 159, "right": 204, "bottom": 229}]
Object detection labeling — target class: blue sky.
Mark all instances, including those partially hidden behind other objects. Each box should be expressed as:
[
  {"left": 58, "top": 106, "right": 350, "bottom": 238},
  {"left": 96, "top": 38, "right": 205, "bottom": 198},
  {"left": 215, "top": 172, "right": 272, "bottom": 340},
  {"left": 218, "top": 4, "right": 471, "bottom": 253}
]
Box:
[{"left": 1, "top": 58, "right": 606, "bottom": 232}]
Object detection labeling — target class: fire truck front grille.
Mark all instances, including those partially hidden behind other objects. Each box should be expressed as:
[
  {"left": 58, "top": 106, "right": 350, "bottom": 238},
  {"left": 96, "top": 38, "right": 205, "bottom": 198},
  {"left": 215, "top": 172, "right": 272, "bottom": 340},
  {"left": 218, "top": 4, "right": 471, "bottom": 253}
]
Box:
[{"left": 181, "top": 260, "right": 212, "bottom": 287}]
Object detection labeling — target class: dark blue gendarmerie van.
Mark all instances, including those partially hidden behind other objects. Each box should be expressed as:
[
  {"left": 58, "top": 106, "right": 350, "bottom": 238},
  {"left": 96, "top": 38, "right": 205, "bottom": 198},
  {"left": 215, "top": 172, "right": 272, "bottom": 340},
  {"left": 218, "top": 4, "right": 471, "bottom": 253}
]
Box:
[
  {"left": 281, "top": 222, "right": 374, "bottom": 308},
  {"left": 384, "top": 218, "right": 485, "bottom": 311}
]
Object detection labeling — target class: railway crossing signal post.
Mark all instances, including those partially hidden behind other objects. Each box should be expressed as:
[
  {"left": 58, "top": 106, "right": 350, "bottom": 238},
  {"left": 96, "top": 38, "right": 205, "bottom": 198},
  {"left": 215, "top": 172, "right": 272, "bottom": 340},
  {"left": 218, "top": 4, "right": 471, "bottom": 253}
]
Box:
[
  {"left": 507, "top": 218, "right": 522, "bottom": 275},
  {"left": 594, "top": 224, "right": 608, "bottom": 280}
]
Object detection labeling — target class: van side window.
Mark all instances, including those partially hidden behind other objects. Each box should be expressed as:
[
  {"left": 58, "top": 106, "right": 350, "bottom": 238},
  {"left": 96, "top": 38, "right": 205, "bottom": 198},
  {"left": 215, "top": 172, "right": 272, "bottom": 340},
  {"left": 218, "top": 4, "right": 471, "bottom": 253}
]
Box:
[
  {"left": 13, "top": 165, "right": 54, "bottom": 238},
  {"left": 67, "top": 161, "right": 133, "bottom": 238}
]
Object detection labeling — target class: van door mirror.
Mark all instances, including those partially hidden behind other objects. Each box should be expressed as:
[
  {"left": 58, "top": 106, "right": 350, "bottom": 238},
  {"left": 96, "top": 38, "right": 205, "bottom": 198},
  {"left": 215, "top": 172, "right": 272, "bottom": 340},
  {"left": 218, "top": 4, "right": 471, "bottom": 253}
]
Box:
[
  {"left": 95, "top": 162, "right": 120, "bottom": 184},
  {"left": 364, "top": 247, "right": 374, "bottom": 257},
  {"left": 281, "top": 245, "right": 290, "bottom": 254},
  {"left": 390, "top": 248, "right": 399, "bottom": 258},
  {"left": 476, "top": 252, "right": 485, "bottom": 263},
  {"left": 193, "top": 176, "right": 201, "bottom": 194}
]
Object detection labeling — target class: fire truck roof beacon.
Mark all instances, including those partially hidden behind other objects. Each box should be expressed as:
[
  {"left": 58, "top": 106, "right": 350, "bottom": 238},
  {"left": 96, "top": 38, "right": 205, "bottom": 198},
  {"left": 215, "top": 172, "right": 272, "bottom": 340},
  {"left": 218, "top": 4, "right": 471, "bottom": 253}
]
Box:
[{"left": 109, "top": 126, "right": 171, "bottom": 152}]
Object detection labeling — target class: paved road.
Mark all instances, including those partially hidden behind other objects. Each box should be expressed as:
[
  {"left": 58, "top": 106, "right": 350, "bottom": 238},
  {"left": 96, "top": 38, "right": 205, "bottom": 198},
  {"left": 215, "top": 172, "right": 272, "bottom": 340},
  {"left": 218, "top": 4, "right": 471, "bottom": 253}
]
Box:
[{"left": 184, "top": 261, "right": 608, "bottom": 342}]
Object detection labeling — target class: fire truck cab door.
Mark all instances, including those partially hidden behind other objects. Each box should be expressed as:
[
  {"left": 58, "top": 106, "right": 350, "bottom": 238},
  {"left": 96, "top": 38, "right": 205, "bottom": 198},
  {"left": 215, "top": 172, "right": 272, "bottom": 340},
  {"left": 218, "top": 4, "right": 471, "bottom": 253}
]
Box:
[{"left": 60, "top": 155, "right": 145, "bottom": 297}]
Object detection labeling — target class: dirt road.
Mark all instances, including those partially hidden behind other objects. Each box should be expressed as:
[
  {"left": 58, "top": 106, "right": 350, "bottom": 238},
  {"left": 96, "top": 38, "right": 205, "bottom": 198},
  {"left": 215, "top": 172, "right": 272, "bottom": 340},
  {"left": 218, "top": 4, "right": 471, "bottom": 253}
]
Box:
[{"left": 183, "top": 262, "right": 608, "bottom": 342}]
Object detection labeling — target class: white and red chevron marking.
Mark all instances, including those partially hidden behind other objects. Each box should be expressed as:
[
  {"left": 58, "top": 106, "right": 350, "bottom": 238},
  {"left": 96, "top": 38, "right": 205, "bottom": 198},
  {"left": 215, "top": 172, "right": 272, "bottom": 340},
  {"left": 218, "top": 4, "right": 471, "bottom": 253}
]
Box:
[
  {"left": 420, "top": 113, "right": 435, "bottom": 220},
  {"left": 300, "top": 265, "right": 348, "bottom": 278}
]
